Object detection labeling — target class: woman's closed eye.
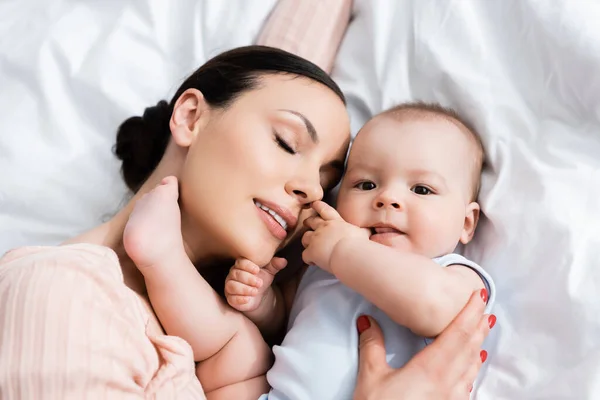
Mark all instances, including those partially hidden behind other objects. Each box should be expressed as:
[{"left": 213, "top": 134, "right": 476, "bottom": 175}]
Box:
[
  {"left": 411, "top": 185, "right": 434, "bottom": 195},
  {"left": 354, "top": 181, "right": 377, "bottom": 191},
  {"left": 273, "top": 130, "right": 296, "bottom": 155}
]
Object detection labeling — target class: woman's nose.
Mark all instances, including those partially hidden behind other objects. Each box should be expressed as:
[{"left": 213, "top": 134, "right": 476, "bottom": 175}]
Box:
[{"left": 286, "top": 177, "right": 324, "bottom": 206}]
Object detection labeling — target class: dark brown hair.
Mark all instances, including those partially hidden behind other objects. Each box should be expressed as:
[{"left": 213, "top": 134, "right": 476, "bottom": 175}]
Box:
[{"left": 114, "top": 45, "right": 346, "bottom": 192}]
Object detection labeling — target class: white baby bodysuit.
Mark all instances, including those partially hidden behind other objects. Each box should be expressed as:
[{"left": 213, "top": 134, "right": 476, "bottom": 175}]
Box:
[{"left": 263, "top": 253, "right": 495, "bottom": 400}]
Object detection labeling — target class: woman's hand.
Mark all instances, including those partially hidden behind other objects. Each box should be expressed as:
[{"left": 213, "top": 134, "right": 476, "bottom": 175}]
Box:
[{"left": 354, "top": 289, "right": 495, "bottom": 400}]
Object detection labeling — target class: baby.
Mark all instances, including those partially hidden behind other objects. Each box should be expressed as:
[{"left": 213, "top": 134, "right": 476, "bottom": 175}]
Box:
[{"left": 225, "top": 102, "right": 496, "bottom": 399}]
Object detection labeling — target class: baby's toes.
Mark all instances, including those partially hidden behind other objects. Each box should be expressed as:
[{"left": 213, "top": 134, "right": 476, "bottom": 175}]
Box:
[{"left": 155, "top": 176, "right": 179, "bottom": 201}]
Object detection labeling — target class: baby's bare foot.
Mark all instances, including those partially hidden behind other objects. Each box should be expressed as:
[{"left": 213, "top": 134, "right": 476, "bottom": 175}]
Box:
[{"left": 124, "top": 176, "right": 185, "bottom": 271}]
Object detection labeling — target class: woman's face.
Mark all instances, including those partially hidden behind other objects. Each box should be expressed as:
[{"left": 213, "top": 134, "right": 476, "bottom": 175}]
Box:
[{"left": 177, "top": 74, "right": 350, "bottom": 267}]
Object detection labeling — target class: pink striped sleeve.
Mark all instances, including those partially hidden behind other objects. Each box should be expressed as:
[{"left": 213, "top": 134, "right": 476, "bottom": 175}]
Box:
[
  {"left": 0, "top": 245, "right": 205, "bottom": 399},
  {"left": 257, "top": 0, "right": 353, "bottom": 73}
]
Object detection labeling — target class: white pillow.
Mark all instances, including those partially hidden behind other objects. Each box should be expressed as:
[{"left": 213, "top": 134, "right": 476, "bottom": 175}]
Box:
[
  {"left": 331, "top": 1, "right": 600, "bottom": 398},
  {"left": 0, "top": 0, "right": 277, "bottom": 253}
]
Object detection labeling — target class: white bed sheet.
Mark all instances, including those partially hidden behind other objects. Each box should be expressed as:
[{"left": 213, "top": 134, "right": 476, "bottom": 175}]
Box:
[
  {"left": 0, "top": 0, "right": 276, "bottom": 252},
  {"left": 331, "top": 1, "right": 600, "bottom": 399},
  {"left": 2, "top": 1, "right": 600, "bottom": 399}
]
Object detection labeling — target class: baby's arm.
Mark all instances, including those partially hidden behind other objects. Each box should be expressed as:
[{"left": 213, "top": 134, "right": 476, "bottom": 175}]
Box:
[
  {"left": 224, "top": 258, "right": 288, "bottom": 340},
  {"left": 330, "top": 238, "right": 487, "bottom": 337}
]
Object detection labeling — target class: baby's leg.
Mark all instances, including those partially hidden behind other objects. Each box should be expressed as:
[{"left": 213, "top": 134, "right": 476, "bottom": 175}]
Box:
[
  {"left": 124, "top": 177, "right": 272, "bottom": 399},
  {"left": 197, "top": 316, "right": 272, "bottom": 399},
  {"left": 123, "top": 176, "right": 186, "bottom": 272}
]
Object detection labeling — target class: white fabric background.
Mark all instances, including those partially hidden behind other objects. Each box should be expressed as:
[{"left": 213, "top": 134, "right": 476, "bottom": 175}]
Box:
[
  {"left": 0, "top": 0, "right": 276, "bottom": 251},
  {"left": 2, "top": 1, "right": 600, "bottom": 398}
]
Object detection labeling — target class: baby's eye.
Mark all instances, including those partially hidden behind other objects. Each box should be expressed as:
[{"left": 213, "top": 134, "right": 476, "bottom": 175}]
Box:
[
  {"left": 411, "top": 185, "right": 433, "bottom": 195},
  {"left": 355, "top": 181, "right": 376, "bottom": 191}
]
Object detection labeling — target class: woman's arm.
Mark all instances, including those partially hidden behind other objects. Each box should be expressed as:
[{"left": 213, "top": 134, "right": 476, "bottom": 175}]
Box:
[
  {"left": 0, "top": 245, "right": 207, "bottom": 399},
  {"left": 330, "top": 237, "right": 485, "bottom": 337},
  {"left": 256, "top": 0, "right": 353, "bottom": 73}
]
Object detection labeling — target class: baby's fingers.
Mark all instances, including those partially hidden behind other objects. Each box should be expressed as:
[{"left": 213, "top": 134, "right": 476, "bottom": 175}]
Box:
[
  {"left": 233, "top": 259, "right": 261, "bottom": 274},
  {"left": 301, "top": 230, "right": 314, "bottom": 248},
  {"left": 263, "top": 257, "right": 288, "bottom": 276},
  {"left": 226, "top": 295, "right": 252, "bottom": 309},
  {"left": 226, "top": 268, "right": 263, "bottom": 289},
  {"left": 312, "top": 200, "right": 341, "bottom": 221},
  {"left": 225, "top": 280, "right": 259, "bottom": 297},
  {"left": 304, "top": 216, "right": 325, "bottom": 231}
]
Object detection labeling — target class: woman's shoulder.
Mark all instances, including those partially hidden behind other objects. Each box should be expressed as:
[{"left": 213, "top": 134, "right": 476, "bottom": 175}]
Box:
[{"left": 1, "top": 243, "right": 122, "bottom": 280}]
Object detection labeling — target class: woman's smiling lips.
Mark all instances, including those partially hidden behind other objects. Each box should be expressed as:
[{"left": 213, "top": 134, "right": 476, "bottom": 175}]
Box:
[{"left": 254, "top": 199, "right": 298, "bottom": 240}]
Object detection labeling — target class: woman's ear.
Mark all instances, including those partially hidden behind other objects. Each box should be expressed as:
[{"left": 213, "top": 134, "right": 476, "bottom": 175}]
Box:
[
  {"left": 460, "top": 202, "right": 481, "bottom": 244},
  {"left": 169, "top": 89, "right": 210, "bottom": 147}
]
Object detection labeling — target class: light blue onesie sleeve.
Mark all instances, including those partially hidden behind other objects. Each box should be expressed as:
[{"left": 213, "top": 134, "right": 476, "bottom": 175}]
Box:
[{"left": 433, "top": 253, "right": 496, "bottom": 313}]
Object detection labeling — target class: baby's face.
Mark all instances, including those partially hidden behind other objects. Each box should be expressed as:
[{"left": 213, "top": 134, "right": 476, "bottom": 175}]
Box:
[{"left": 336, "top": 114, "right": 480, "bottom": 258}]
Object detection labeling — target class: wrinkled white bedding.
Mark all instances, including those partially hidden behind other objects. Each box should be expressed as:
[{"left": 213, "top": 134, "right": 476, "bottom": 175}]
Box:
[
  {"left": 0, "top": 0, "right": 276, "bottom": 251},
  {"left": 331, "top": 1, "right": 600, "bottom": 398},
  {"left": 1, "top": 1, "right": 599, "bottom": 399}
]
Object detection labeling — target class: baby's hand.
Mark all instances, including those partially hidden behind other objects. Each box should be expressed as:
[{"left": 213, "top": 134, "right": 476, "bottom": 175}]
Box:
[
  {"left": 302, "top": 201, "right": 370, "bottom": 273},
  {"left": 225, "top": 257, "right": 288, "bottom": 313}
]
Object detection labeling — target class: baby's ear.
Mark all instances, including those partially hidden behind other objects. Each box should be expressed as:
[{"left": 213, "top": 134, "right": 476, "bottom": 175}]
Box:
[{"left": 460, "top": 202, "right": 480, "bottom": 244}]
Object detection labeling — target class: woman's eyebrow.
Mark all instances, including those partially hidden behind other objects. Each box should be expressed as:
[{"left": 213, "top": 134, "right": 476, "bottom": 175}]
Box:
[{"left": 278, "top": 109, "right": 318, "bottom": 143}]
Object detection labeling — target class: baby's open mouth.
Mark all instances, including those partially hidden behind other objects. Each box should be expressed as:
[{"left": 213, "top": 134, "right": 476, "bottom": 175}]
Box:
[{"left": 370, "top": 226, "right": 404, "bottom": 235}]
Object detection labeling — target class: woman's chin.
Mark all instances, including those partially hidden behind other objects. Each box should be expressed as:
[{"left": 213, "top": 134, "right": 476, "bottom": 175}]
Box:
[
  {"left": 249, "top": 253, "right": 275, "bottom": 268},
  {"left": 240, "top": 242, "right": 278, "bottom": 268}
]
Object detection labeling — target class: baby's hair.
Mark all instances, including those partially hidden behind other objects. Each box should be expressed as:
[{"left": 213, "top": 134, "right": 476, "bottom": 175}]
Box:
[{"left": 382, "top": 101, "right": 484, "bottom": 201}]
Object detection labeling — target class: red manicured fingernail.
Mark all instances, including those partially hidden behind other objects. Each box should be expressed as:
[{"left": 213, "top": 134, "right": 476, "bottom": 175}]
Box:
[
  {"left": 357, "top": 316, "right": 371, "bottom": 334},
  {"left": 480, "top": 288, "right": 488, "bottom": 303},
  {"left": 480, "top": 350, "right": 488, "bottom": 363},
  {"left": 488, "top": 314, "right": 497, "bottom": 329},
  {"left": 469, "top": 385, "right": 473, "bottom": 393}
]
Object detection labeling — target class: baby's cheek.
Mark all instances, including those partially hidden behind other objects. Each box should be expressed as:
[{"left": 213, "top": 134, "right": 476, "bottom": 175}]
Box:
[
  {"left": 336, "top": 200, "right": 364, "bottom": 226},
  {"left": 416, "top": 210, "right": 455, "bottom": 253}
]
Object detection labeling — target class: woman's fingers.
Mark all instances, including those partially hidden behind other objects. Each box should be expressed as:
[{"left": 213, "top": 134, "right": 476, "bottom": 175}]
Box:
[
  {"left": 355, "top": 316, "right": 390, "bottom": 392},
  {"left": 459, "top": 315, "right": 493, "bottom": 394},
  {"left": 420, "top": 289, "right": 492, "bottom": 384}
]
